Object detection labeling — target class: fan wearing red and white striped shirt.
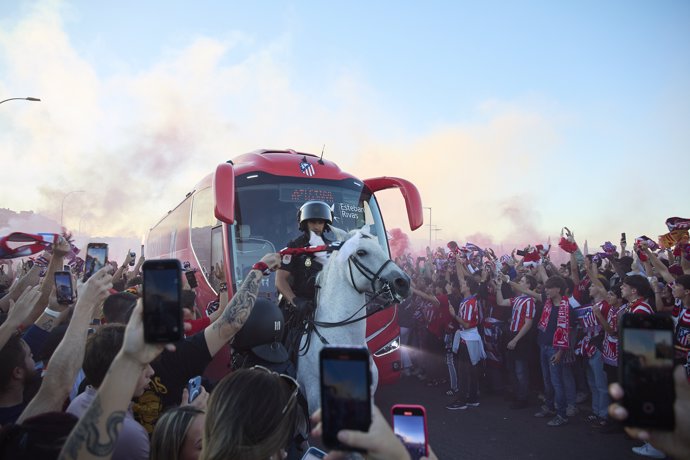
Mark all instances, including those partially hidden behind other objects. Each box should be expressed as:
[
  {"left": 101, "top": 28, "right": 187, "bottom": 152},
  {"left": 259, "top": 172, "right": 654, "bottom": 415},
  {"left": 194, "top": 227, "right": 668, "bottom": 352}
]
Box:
[
  {"left": 508, "top": 296, "right": 536, "bottom": 333},
  {"left": 621, "top": 275, "right": 654, "bottom": 315},
  {"left": 446, "top": 276, "right": 482, "bottom": 410},
  {"left": 495, "top": 274, "right": 537, "bottom": 408}
]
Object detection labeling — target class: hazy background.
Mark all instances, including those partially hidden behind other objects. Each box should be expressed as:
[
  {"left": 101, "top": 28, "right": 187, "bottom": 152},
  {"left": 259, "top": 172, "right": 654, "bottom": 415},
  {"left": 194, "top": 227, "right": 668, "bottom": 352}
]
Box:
[{"left": 2, "top": 1, "right": 688, "bottom": 261}]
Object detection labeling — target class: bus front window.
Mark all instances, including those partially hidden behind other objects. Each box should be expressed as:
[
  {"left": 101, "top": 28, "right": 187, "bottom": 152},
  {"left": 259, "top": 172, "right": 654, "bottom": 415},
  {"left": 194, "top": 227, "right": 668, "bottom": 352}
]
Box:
[{"left": 229, "top": 174, "right": 390, "bottom": 296}]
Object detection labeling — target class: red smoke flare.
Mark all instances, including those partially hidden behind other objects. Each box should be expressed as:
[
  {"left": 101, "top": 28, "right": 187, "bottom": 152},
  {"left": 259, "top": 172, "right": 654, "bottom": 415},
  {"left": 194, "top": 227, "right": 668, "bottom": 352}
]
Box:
[{"left": 388, "top": 228, "right": 410, "bottom": 259}]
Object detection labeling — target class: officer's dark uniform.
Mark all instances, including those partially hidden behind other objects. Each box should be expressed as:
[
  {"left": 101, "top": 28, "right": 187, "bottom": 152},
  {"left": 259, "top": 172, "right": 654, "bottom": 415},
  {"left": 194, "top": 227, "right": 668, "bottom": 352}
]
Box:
[{"left": 279, "top": 231, "right": 331, "bottom": 363}]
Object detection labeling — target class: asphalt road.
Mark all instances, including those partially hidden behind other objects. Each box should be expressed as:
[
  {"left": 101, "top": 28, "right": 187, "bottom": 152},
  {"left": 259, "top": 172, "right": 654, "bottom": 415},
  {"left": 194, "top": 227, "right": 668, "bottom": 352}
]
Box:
[{"left": 374, "top": 374, "right": 645, "bottom": 460}]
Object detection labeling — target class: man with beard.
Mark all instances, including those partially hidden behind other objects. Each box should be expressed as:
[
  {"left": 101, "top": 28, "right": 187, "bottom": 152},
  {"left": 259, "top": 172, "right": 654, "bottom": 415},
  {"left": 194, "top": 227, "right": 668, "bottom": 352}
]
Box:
[{"left": 0, "top": 335, "right": 39, "bottom": 425}]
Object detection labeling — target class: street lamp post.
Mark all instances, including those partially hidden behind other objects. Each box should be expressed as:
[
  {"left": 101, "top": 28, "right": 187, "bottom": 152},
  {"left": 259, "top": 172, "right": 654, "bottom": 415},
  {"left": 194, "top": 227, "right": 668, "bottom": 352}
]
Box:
[
  {"left": 432, "top": 226, "right": 442, "bottom": 243},
  {"left": 0, "top": 97, "right": 41, "bottom": 105},
  {"left": 423, "top": 206, "right": 432, "bottom": 247},
  {"left": 61, "top": 191, "right": 85, "bottom": 227}
]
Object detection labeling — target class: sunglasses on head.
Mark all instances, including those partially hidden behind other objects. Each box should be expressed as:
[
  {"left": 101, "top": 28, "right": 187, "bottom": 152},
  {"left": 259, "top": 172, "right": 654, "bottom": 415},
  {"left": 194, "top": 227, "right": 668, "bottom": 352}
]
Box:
[{"left": 250, "top": 365, "right": 300, "bottom": 415}]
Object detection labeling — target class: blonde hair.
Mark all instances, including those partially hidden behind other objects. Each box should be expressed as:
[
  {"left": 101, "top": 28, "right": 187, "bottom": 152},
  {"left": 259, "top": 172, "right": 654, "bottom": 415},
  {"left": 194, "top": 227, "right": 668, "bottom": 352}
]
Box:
[
  {"left": 200, "top": 369, "right": 298, "bottom": 460},
  {"left": 151, "top": 406, "right": 204, "bottom": 460}
]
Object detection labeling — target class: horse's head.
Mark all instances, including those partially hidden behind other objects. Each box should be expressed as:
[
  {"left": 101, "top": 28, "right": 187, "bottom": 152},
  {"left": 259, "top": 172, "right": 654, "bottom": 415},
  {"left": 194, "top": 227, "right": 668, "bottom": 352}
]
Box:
[{"left": 335, "top": 229, "right": 411, "bottom": 304}]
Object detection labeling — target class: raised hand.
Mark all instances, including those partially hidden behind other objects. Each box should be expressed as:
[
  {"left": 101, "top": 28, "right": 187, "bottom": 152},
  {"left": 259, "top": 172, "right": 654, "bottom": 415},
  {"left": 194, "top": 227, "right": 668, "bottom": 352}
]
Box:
[
  {"left": 52, "top": 236, "right": 72, "bottom": 257},
  {"left": 6, "top": 285, "right": 42, "bottom": 326},
  {"left": 74, "top": 266, "right": 113, "bottom": 318},
  {"left": 260, "top": 253, "right": 281, "bottom": 271},
  {"left": 121, "top": 300, "right": 175, "bottom": 365}
]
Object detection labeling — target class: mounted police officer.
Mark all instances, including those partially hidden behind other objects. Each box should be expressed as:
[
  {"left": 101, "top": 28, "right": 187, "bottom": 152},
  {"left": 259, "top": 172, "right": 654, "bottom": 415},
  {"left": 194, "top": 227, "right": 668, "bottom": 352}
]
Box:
[{"left": 276, "top": 200, "right": 334, "bottom": 363}]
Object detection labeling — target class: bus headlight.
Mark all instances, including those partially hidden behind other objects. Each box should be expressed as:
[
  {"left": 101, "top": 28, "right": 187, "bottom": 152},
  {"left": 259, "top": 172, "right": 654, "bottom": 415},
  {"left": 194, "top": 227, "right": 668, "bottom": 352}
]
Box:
[{"left": 373, "top": 336, "right": 400, "bottom": 357}]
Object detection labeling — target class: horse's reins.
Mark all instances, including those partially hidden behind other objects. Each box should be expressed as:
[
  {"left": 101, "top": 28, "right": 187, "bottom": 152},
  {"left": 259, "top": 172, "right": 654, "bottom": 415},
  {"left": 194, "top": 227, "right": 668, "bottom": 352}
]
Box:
[
  {"left": 279, "top": 240, "right": 402, "bottom": 351},
  {"left": 306, "top": 254, "right": 399, "bottom": 348}
]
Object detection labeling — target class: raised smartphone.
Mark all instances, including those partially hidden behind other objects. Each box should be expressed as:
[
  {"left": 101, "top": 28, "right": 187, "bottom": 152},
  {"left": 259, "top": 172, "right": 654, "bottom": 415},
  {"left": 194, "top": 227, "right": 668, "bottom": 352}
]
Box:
[
  {"left": 187, "top": 376, "right": 202, "bottom": 403},
  {"left": 83, "top": 243, "right": 108, "bottom": 282},
  {"left": 392, "top": 404, "right": 428, "bottom": 460},
  {"left": 319, "top": 346, "right": 372, "bottom": 451},
  {"left": 184, "top": 269, "right": 198, "bottom": 289},
  {"left": 619, "top": 313, "right": 675, "bottom": 430},
  {"left": 142, "top": 259, "right": 183, "bottom": 343},
  {"left": 54, "top": 270, "right": 74, "bottom": 305}
]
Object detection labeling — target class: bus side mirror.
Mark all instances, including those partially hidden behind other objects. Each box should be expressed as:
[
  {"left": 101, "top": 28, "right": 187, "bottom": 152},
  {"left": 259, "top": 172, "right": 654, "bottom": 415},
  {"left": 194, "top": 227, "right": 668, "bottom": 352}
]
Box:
[
  {"left": 214, "top": 162, "right": 235, "bottom": 224},
  {"left": 363, "top": 176, "right": 424, "bottom": 231}
]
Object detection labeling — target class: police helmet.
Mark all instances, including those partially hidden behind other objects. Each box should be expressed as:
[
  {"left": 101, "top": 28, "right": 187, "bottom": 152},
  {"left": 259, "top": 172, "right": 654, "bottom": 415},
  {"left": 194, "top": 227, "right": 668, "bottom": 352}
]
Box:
[
  {"left": 232, "top": 298, "right": 288, "bottom": 363},
  {"left": 298, "top": 201, "right": 333, "bottom": 232}
]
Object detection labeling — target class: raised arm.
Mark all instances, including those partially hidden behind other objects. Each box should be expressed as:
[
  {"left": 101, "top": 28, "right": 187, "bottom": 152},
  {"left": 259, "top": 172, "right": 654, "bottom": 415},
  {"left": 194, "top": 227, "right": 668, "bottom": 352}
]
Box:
[
  {"left": 31, "top": 237, "right": 72, "bottom": 322},
  {"left": 494, "top": 277, "right": 512, "bottom": 307},
  {"left": 640, "top": 247, "right": 675, "bottom": 284},
  {"left": 0, "top": 286, "right": 41, "bottom": 349},
  {"left": 204, "top": 253, "right": 281, "bottom": 356},
  {"left": 18, "top": 266, "right": 113, "bottom": 423},
  {"left": 412, "top": 286, "right": 441, "bottom": 306},
  {"left": 509, "top": 279, "right": 541, "bottom": 301},
  {"left": 569, "top": 250, "right": 581, "bottom": 286},
  {"left": 0, "top": 265, "right": 41, "bottom": 314},
  {"left": 584, "top": 257, "right": 606, "bottom": 299},
  {"left": 111, "top": 251, "right": 135, "bottom": 284},
  {"left": 58, "top": 301, "right": 170, "bottom": 460}
]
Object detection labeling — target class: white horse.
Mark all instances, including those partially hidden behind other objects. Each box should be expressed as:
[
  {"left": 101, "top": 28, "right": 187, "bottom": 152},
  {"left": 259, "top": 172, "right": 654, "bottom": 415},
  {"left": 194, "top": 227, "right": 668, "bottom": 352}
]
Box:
[{"left": 296, "top": 228, "right": 411, "bottom": 414}]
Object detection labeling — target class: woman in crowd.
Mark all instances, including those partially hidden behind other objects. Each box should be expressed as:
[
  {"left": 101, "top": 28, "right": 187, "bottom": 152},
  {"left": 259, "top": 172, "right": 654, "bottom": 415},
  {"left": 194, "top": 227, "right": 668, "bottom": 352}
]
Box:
[
  {"left": 151, "top": 406, "right": 205, "bottom": 460},
  {"left": 201, "top": 366, "right": 299, "bottom": 460}
]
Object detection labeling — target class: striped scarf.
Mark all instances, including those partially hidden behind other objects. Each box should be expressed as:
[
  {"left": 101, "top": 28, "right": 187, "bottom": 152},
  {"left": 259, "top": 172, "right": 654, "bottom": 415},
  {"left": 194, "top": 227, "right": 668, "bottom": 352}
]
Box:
[{"left": 538, "top": 295, "right": 570, "bottom": 349}]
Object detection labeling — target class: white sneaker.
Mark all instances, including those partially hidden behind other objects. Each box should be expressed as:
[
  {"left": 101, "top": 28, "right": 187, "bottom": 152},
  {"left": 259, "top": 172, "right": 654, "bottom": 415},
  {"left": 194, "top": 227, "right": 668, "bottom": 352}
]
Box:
[
  {"left": 566, "top": 405, "right": 578, "bottom": 417},
  {"left": 632, "top": 443, "right": 666, "bottom": 459}
]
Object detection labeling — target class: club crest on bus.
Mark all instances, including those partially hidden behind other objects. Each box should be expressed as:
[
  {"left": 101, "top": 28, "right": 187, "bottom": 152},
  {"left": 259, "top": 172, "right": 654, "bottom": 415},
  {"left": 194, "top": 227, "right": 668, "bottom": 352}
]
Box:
[{"left": 300, "top": 161, "right": 315, "bottom": 176}]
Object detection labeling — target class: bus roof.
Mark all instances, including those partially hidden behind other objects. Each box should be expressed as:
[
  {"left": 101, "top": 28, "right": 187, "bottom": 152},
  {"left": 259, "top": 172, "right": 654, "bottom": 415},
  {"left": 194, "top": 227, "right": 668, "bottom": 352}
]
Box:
[
  {"left": 232, "top": 149, "right": 356, "bottom": 180},
  {"left": 192, "top": 149, "right": 358, "bottom": 193}
]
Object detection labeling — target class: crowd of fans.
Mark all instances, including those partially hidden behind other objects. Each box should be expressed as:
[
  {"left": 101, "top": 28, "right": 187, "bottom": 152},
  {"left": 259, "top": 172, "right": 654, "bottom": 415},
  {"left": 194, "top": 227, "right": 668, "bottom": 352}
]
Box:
[
  {"left": 0, "top": 217, "right": 689, "bottom": 459},
  {"left": 0, "top": 233, "right": 434, "bottom": 460},
  {"left": 395, "top": 220, "right": 690, "bottom": 459}
]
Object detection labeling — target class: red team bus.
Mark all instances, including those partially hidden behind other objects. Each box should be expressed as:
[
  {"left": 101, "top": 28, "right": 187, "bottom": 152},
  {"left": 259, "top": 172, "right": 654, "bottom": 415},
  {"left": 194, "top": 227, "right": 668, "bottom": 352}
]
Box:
[{"left": 145, "top": 149, "right": 423, "bottom": 384}]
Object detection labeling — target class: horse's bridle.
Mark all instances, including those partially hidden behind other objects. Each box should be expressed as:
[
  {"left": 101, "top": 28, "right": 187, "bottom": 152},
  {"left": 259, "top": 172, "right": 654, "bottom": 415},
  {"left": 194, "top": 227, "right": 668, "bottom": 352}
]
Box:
[
  {"left": 298, "top": 248, "right": 406, "bottom": 352},
  {"left": 348, "top": 253, "right": 400, "bottom": 302},
  {"left": 310, "top": 254, "right": 399, "bottom": 331}
]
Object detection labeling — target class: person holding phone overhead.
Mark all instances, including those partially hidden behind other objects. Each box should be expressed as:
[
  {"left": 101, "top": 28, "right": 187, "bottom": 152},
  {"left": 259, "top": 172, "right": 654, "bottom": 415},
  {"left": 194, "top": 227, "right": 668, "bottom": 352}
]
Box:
[
  {"left": 130, "top": 253, "right": 281, "bottom": 435},
  {"left": 276, "top": 201, "right": 334, "bottom": 364}
]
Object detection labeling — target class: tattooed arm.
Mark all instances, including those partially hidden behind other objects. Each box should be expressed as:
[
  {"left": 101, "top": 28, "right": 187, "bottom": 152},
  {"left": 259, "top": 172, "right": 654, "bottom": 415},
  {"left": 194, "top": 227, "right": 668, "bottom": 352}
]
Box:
[
  {"left": 204, "top": 253, "right": 281, "bottom": 357},
  {"left": 59, "top": 301, "right": 169, "bottom": 460}
]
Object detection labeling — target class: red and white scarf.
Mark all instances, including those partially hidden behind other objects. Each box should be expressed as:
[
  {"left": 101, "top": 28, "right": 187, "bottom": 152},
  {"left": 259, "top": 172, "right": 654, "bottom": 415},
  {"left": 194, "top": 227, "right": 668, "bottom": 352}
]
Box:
[{"left": 538, "top": 295, "right": 570, "bottom": 349}]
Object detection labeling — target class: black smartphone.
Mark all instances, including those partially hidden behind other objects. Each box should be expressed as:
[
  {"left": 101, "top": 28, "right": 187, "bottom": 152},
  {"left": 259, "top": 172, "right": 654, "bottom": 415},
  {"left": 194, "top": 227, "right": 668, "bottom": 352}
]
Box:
[
  {"left": 392, "top": 405, "right": 428, "bottom": 460},
  {"left": 319, "top": 346, "right": 372, "bottom": 451},
  {"left": 143, "top": 259, "right": 183, "bottom": 343},
  {"left": 54, "top": 271, "right": 74, "bottom": 305},
  {"left": 621, "top": 232, "right": 627, "bottom": 244},
  {"left": 83, "top": 243, "right": 108, "bottom": 282},
  {"left": 129, "top": 251, "right": 136, "bottom": 266},
  {"left": 619, "top": 313, "right": 675, "bottom": 430},
  {"left": 187, "top": 376, "right": 202, "bottom": 403},
  {"left": 184, "top": 269, "right": 198, "bottom": 289}
]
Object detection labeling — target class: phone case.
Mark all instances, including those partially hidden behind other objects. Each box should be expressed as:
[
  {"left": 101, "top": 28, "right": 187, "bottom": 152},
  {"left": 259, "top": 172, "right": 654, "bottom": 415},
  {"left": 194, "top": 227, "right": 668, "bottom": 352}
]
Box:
[
  {"left": 391, "top": 404, "right": 428, "bottom": 459},
  {"left": 319, "top": 346, "right": 372, "bottom": 451}
]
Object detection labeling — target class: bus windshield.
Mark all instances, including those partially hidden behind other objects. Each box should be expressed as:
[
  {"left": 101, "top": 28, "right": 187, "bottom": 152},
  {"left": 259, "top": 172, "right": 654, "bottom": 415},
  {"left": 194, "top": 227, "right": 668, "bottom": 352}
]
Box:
[{"left": 228, "top": 173, "right": 389, "bottom": 294}]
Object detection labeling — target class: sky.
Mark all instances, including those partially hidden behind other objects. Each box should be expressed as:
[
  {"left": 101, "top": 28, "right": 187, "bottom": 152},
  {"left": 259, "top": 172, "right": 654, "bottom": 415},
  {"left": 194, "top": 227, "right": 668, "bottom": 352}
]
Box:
[{"left": 1, "top": 0, "right": 689, "bottom": 255}]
